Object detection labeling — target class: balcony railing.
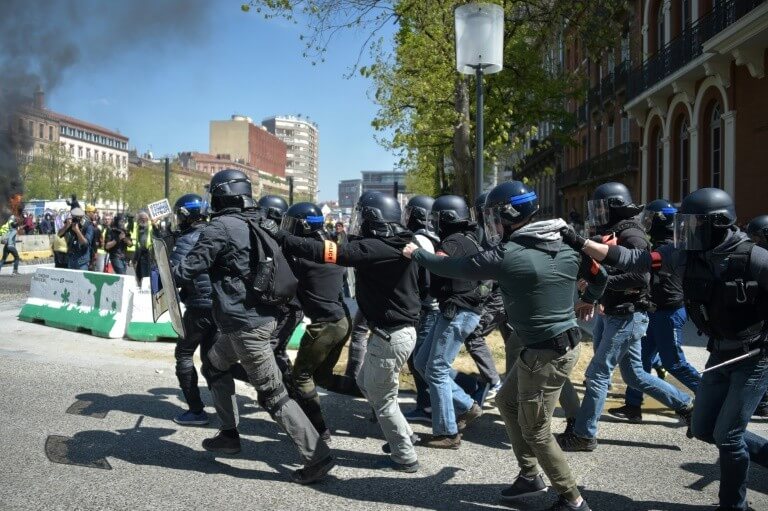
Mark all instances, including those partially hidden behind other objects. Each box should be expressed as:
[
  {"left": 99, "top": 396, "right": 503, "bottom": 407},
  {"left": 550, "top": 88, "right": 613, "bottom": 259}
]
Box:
[
  {"left": 627, "top": 0, "right": 766, "bottom": 101},
  {"left": 584, "top": 60, "right": 630, "bottom": 112},
  {"left": 557, "top": 142, "right": 639, "bottom": 189}
]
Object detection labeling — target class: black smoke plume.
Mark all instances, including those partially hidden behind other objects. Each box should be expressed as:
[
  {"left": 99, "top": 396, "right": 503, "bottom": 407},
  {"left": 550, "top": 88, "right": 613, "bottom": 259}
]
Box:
[{"left": 0, "top": 0, "right": 211, "bottom": 212}]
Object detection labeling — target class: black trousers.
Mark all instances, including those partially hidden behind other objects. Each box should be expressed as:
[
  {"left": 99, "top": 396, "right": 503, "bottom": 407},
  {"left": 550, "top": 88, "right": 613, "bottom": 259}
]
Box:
[
  {"left": 270, "top": 305, "right": 304, "bottom": 379},
  {"left": 175, "top": 308, "right": 248, "bottom": 412}
]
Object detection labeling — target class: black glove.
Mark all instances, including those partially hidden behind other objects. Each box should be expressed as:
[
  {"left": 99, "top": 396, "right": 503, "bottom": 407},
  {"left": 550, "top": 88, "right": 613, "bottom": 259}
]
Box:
[
  {"left": 560, "top": 226, "right": 587, "bottom": 251},
  {"left": 259, "top": 218, "right": 279, "bottom": 237}
]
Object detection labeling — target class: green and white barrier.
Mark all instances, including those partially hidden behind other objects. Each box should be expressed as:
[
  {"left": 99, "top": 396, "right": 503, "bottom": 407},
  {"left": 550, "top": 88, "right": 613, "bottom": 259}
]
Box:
[
  {"left": 125, "top": 281, "right": 179, "bottom": 342},
  {"left": 19, "top": 268, "right": 132, "bottom": 338}
]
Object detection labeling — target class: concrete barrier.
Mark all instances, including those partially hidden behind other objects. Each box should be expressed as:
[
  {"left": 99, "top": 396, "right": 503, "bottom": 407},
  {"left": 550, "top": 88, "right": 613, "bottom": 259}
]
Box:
[
  {"left": 125, "top": 281, "right": 179, "bottom": 342},
  {"left": 2, "top": 235, "right": 54, "bottom": 261},
  {"left": 18, "top": 268, "right": 132, "bottom": 338}
]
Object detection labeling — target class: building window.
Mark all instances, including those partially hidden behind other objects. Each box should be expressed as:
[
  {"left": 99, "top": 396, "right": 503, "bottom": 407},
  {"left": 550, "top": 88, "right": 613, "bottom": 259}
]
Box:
[
  {"left": 39, "top": 123, "right": 44, "bottom": 138},
  {"left": 78, "top": 146, "right": 83, "bottom": 158},
  {"left": 679, "top": 119, "right": 690, "bottom": 201},
  {"left": 620, "top": 114, "right": 630, "bottom": 143},
  {"left": 681, "top": 0, "right": 691, "bottom": 31},
  {"left": 710, "top": 105, "right": 722, "bottom": 189},
  {"left": 69, "top": 144, "right": 74, "bottom": 156},
  {"left": 48, "top": 126, "right": 54, "bottom": 140},
  {"left": 656, "top": 3, "right": 665, "bottom": 52},
  {"left": 86, "top": 148, "right": 91, "bottom": 159},
  {"left": 655, "top": 130, "right": 664, "bottom": 199},
  {"left": 28, "top": 120, "right": 33, "bottom": 134},
  {"left": 607, "top": 121, "right": 615, "bottom": 150}
]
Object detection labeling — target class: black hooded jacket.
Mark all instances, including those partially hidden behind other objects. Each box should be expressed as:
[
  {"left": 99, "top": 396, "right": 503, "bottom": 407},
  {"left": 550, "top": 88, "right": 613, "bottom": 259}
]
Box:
[
  {"left": 599, "top": 219, "right": 652, "bottom": 315},
  {"left": 276, "top": 231, "right": 420, "bottom": 329},
  {"left": 430, "top": 227, "right": 483, "bottom": 314}
]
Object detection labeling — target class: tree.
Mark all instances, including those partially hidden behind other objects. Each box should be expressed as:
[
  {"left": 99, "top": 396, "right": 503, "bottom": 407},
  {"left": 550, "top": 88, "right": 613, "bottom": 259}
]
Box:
[
  {"left": 21, "top": 143, "right": 82, "bottom": 200},
  {"left": 243, "top": 0, "right": 626, "bottom": 200},
  {"left": 79, "top": 160, "right": 121, "bottom": 206},
  {"left": 122, "top": 165, "right": 162, "bottom": 213}
]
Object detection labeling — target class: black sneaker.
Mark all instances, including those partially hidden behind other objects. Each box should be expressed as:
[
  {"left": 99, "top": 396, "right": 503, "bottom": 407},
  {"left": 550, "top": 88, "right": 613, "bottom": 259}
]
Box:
[
  {"left": 654, "top": 366, "right": 667, "bottom": 380},
  {"left": 382, "top": 433, "right": 420, "bottom": 454},
  {"left": 320, "top": 429, "right": 332, "bottom": 442},
  {"left": 291, "top": 455, "right": 335, "bottom": 484},
  {"left": 563, "top": 418, "right": 576, "bottom": 436},
  {"left": 753, "top": 404, "right": 768, "bottom": 418},
  {"left": 556, "top": 431, "right": 597, "bottom": 452},
  {"left": 607, "top": 404, "right": 643, "bottom": 423},
  {"left": 202, "top": 429, "right": 241, "bottom": 454},
  {"left": 500, "top": 472, "right": 547, "bottom": 500},
  {"left": 457, "top": 403, "right": 483, "bottom": 431},
  {"left": 376, "top": 457, "right": 419, "bottom": 473},
  {"left": 676, "top": 403, "right": 695, "bottom": 438},
  {"left": 548, "top": 496, "right": 591, "bottom": 510}
]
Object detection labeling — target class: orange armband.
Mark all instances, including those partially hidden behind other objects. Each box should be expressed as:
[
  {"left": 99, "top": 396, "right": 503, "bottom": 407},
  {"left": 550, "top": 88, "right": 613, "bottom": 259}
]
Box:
[{"left": 323, "top": 240, "right": 338, "bottom": 263}]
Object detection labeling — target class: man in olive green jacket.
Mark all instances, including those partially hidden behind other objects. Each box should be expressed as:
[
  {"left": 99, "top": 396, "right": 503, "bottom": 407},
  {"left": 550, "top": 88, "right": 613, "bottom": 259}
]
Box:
[{"left": 403, "top": 182, "right": 606, "bottom": 511}]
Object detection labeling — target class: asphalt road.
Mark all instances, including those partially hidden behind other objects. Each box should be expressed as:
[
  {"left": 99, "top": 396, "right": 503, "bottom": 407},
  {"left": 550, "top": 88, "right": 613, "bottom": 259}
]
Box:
[{"left": 0, "top": 276, "right": 767, "bottom": 510}]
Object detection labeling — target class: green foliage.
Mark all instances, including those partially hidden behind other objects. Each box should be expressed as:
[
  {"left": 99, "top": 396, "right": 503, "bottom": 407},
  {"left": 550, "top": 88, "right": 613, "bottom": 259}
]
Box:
[
  {"left": 244, "top": 0, "right": 627, "bottom": 199},
  {"left": 21, "top": 143, "right": 82, "bottom": 200}
]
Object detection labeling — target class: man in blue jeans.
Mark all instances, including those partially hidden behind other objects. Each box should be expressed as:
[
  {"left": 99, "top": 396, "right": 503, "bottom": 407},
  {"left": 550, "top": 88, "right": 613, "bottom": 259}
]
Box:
[
  {"left": 414, "top": 195, "right": 483, "bottom": 449},
  {"left": 558, "top": 183, "right": 693, "bottom": 452},
  {"left": 609, "top": 200, "right": 701, "bottom": 423},
  {"left": 563, "top": 187, "right": 768, "bottom": 511},
  {"left": 57, "top": 208, "right": 94, "bottom": 271}
]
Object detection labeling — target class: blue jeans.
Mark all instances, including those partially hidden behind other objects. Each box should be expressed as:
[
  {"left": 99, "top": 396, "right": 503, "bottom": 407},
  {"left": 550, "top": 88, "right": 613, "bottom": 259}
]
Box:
[
  {"left": 414, "top": 308, "right": 480, "bottom": 435},
  {"left": 409, "top": 307, "right": 440, "bottom": 410},
  {"left": 110, "top": 256, "right": 127, "bottom": 275},
  {"left": 626, "top": 307, "right": 701, "bottom": 407},
  {"left": 691, "top": 351, "right": 768, "bottom": 510},
  {"left": 575, "top": 312, "right": 692, "bottom": 439},
  {"left": 591, "top": 314, "right": 604, "bottom": 353}
]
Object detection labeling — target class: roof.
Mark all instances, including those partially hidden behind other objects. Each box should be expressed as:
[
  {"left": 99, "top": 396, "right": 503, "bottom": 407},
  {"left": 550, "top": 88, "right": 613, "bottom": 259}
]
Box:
[{"left": 49, "top": 111, "right": 128, "bottom": 141}]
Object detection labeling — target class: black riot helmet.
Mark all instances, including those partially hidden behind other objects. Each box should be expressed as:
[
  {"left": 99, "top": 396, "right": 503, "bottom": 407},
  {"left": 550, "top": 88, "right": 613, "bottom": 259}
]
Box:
[
  {"left": 482, "top": 181, "right": 540, "bottom": 246},
  {"left": 258, "top": 195, "right": 289, "bottom": 221},
  {"left": 430, "top": 195, "right": 472, "bottom": 238},
  {"left": 640, "top": 199, "right": 677, "bottom": 242},
  {"left": 587, "top": 181, "right": 643, "bottom": 229},
  {"left": 402, "top": 195, "right": 434, "bottom": 233},
  {"left": 674, "top": 187, "right": 737, "bottom": 251},
  {"left": 207, "top": 168, "right": 254, "bottom": 213},
  {"left": 747, "top": 215, "right": 768, "bottom": 249},
  {"left": 348, "top": 192, "right": 403, "bottom": 238},
  {"left": 282, "top": 202, "right": 327, "bottom": 239},
  {"left": 173, "top": 193, "right": 207, "bottom": 229}
]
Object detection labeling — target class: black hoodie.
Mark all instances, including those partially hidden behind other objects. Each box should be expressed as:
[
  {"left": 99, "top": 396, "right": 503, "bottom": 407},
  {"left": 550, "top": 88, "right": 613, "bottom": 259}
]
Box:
[{"left": 276, "top": 231, "right": 420, "bottom": 329}]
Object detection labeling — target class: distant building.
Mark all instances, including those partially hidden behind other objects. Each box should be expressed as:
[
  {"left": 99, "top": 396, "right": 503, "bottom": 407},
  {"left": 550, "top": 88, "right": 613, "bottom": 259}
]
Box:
[
  {"left": 361, "top": 170, "right": 406, "bottom": 197},
  {"left": 179, "top": 151, "right": 288, "bottom": 198},
  {"left": 338, "top": 179, "right": 362, "bottom": 209},
  {"left": 262, "top": 115, "right": 319, "bottom": 200},
  {"left": 209, "top": 115, "right": 287, "bottom": 178}
]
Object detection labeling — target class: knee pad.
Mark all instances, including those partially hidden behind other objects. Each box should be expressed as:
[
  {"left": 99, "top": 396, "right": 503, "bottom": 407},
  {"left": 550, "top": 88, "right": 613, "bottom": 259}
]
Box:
[
  {"left": 256, "top": 381, "right": 290, "bottom": 415},
  {"left": 175, "top": 357, "right": 195, "bottom": 373}
]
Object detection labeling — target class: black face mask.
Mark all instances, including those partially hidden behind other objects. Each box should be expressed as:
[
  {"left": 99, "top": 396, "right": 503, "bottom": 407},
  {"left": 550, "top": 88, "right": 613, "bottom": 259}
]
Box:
[{"left": 648, "top": 222, "right": 672, "bottom": 243}]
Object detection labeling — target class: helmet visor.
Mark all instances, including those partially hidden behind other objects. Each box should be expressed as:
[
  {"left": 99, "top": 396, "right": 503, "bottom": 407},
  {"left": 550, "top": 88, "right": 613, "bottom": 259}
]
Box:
[
  {"left": 202, "top": 187, "right": 213, "bottom": 215},
  {"left": 673, "top": 213, "right": 712, "bottom": 251},
  {"left": 482, "top": 205, "right": 504, "bottom": 247},
  {"left": 280, "top": 215, "right": 300, "bottom": 235},
  {"left": 587, "top": 199, "right": 611, "bottom": 227},
  {"left": 429, "top": 208, "right": 474, "bottom": 236},
  {"left": 348, "top": 207, "right": 363, "bottom": 237},
  {"left": 402, "top": 205, "right": 432, "bottom": 233}
]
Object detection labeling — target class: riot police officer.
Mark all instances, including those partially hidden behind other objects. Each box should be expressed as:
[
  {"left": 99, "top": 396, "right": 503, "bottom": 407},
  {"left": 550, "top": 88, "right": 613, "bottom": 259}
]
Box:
[
  {"left": 609, "top": 199, "right": 701, "bottom": 423},
  {"left": 403, "top": 181, "right": 607, "bottom": 511},
  {"left": 563, "top": 187, "right": 768, "bottom": 511},
  {"left": 746, "top": 214, "right": 768, "bottom": 418},
  {"left": 280, "top": 202, "right": 351, "bottom": 440},
  {"left": 173, "top": 169, "right": 332, "bottom": 484},
  {"left": 258, "top": 194, "right": 303, "bottom": 379},
  {"left": 558, "top": 183, "right": 693, "bottom": 452},
  {"left": 169, "top": 193, "right": 249, "bottom": 427},
  {"left": 267, "top": 192, "right": 422, "bottom": 473},
  {"left": 412, "top": 195, "right": 484, "bottom": 448}
]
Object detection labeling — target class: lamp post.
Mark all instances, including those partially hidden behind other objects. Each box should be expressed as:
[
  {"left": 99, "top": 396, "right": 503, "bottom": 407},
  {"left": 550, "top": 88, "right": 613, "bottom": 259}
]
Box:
[{"left": 455, "top": 3, "right": 504, "bottom": 200}]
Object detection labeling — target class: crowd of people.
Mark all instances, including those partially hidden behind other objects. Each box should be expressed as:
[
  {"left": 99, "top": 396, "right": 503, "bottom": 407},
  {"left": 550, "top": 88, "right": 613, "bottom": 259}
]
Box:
[
  {"left": 146, "top": 166, "right": 768, "bottom": 511},
  {"left": 3, "top": 167, "right": 768, "bottom": 510}
]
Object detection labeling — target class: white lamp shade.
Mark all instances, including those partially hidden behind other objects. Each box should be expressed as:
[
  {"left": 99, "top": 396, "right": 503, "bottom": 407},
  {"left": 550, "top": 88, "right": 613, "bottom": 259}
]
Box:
[{"left": 455, "top": 3, "right": 504, "bottom": 75}]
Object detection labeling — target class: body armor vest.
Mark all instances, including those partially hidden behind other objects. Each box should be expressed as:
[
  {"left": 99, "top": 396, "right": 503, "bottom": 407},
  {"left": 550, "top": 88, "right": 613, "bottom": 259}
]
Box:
[{"left": 682, "top": 241, "right": 768, "bottom": 347}]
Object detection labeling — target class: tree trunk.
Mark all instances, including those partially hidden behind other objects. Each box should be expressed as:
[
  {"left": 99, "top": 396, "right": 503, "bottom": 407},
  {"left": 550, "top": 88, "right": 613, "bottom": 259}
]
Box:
[{"left": 451, "top": 77, "right": 473, "bottom": 199}]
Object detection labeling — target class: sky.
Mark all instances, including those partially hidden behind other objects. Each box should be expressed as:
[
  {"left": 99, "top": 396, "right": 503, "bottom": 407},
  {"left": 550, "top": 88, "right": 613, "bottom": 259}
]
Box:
[{"left": 45, "top": 1, "right": 397, "bottom": 202}]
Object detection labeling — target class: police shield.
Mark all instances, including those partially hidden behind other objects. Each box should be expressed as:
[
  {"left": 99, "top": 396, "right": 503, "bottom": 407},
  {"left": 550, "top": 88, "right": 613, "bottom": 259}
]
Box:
[{"left": 152, "top": 235, "right": 185, "bottom": 337}]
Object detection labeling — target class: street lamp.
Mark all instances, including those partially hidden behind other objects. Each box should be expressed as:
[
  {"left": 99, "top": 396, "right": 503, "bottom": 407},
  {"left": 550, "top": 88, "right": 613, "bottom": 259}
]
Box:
[{"left": 455, "top": 2, "right": 504, "bottom": 200}]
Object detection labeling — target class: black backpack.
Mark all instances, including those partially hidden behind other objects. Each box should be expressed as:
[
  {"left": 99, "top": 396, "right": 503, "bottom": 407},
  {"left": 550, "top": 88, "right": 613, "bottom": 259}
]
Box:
[{"left": 244, "top": 216, "right": 298, "bottom": 306}]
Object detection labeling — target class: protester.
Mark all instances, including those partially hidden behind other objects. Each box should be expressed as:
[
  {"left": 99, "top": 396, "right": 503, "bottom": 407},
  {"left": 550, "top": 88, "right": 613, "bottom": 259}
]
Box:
[
  {"left": 332, "top": 221, "right": 347, "bottom": 244},
  {"left": 404, "top": 181, "right": 606, "bottom": 511},
  {"left": 131, "top": 211, "right": 153, "bottom": 286},
  {"left": 0, "top": 215, "right": 21, "bottom": 275},
  {"left": 38, "top": 213, "right": 55, "bottom": 235}
]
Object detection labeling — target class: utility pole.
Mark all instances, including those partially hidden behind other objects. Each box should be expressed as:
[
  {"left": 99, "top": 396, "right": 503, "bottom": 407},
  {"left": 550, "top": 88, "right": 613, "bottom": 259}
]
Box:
[{"left": 164, "top": 158, "right": 170, "bottom": 199}]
